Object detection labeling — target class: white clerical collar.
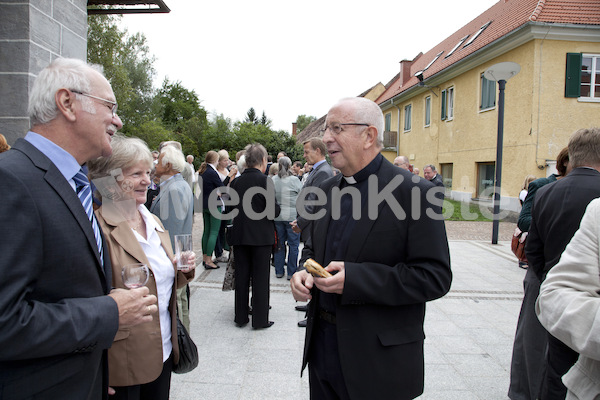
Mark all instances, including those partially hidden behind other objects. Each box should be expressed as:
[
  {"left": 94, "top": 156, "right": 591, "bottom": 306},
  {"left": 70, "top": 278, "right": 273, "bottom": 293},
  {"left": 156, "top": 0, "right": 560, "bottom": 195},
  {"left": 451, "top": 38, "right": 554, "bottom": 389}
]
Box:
[{"left": 343, "top": 176, "right": 357, "bottom": 184}]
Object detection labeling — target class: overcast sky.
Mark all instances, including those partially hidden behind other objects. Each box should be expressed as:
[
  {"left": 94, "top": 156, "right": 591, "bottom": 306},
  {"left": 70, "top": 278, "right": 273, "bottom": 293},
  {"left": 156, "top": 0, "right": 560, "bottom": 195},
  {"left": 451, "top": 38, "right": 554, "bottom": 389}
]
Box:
[{"left": 119, "top": 0, "right": 498, "bottom": 133}]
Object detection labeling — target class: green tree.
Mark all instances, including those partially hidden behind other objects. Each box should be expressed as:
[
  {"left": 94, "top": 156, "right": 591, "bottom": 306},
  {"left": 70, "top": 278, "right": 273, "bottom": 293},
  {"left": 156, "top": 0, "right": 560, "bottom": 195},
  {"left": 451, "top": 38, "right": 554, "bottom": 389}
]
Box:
[
  {"left": 87, "top": 14, "right": 157, "bottom": 133},
  {"left": 295, "top": 114, "right": 318, "bottom": 134},
  {"left": 244, "top": 107, "right": 258, "bottom": 124},
  {"left": 259, "top": 111, "right": 271, "bottom": 127}
]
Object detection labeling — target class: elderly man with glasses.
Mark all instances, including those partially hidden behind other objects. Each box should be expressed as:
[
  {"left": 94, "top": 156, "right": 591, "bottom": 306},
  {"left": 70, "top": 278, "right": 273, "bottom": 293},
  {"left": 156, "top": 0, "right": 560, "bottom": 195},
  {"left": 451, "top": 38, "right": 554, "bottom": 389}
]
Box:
[
  {"left": 0, "top": 58, "right": 157, "bottom": 400},
  {"left": 290, "top": 97, "right": 452, "bottom": 400}
]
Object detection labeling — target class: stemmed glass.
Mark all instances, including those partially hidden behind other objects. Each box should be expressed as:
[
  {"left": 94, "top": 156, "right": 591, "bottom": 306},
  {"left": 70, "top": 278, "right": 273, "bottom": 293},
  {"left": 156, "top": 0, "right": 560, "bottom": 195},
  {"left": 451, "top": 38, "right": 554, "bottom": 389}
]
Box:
[{"left": 121, "top": 263, "right": 149, "bottom": 289}]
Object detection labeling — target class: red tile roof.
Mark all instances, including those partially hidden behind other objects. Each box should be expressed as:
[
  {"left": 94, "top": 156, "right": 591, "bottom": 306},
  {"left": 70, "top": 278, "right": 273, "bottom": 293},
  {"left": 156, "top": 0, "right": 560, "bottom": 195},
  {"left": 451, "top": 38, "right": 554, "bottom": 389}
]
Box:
[{"left": 376, "top": 0, "right": 600, "bottom": 105}]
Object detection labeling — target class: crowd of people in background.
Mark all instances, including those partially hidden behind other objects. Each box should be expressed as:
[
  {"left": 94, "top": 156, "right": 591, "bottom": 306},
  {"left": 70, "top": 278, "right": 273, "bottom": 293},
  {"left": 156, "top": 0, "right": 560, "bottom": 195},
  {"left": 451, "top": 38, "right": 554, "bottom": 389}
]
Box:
[{"left": 3, "top": 56, "right": 600, "bottom": 400}]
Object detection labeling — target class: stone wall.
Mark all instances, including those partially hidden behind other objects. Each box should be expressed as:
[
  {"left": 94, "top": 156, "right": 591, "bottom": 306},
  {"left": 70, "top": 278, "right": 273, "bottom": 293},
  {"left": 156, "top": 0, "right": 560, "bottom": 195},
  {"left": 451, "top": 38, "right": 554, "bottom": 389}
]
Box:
[{"left": 0, "top": 0, "right": 87, "bottom": 145}]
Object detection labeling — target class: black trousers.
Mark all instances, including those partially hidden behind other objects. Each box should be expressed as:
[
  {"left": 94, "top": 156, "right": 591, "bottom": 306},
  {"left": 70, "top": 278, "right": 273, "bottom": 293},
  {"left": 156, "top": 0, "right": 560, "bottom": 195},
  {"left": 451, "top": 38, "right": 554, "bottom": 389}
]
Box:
[
  {"left": 308, "top": 319, "right": 351, "bottom": 400},
  {"left": 234, "top": 245, "right": 271, "bottom": 328},
  {"left": 110, "top": 353, "right": 173, "bottom": 400},
  {"left": 541, "top": 334, "right": 579, "bottom": 400}
]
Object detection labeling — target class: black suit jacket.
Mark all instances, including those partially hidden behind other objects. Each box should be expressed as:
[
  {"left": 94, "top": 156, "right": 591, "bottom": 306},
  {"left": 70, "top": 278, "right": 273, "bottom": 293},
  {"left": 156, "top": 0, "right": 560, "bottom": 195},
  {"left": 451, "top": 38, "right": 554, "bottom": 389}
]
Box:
[
  {"left": 0, "top": 139, "right": 119, "bottom": 400},
  {"left": 429, "top": 173, "right": 444, "bottom": 187},
  {"left": 527, "top": 168, "right": 600, "bottom": 281},
  {"left": 200, "top": 165, "right": 227, "bottom": 209},
  {"left": 300, "top": 158, "right": 452, "bottom": 399},
  {"left": 296, "top": 161, "right": 334, "bottom": 239},
  {"left": 229, "top": 168, "right": 280, "bottom": 246}
]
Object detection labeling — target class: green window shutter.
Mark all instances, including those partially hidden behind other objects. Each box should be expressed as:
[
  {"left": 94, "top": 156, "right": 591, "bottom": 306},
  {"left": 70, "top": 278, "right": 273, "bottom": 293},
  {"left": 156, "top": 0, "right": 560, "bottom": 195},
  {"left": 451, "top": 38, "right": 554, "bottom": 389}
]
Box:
[
  {"left": 441, "top": 90, "right": 447, "bottom": 120},
  {"left": 565, "top": 53, "right": 582, "bottom": 98}
]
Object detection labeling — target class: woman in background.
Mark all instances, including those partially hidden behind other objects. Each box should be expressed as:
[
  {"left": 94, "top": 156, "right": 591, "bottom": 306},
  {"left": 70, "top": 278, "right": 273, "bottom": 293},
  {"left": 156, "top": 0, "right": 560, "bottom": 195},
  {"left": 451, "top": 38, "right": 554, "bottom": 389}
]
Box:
[
  {"left": 271, "top": 157, "right": 302, "bottom": 280},
  {"left": 229, "top": 143, "right": 280, "bottom": 329},
  {"left": 198, "top": 150, "right": 236, "bottom": 269},
  {"left": 0, "top": 133, "right": 10, "bottom": 153},
  {"left": 519, "top": 174, "right": 536, "bottom": 206}
]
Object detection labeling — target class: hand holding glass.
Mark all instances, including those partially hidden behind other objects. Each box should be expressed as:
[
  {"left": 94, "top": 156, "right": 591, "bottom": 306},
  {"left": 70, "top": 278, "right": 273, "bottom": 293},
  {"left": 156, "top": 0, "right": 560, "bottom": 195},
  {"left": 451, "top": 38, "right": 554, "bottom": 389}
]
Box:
[
  {"left": 174, "top": 234, "right": 195, "bottom": 271},
  {"left": 122, "top": 263, "right": 149, "bottom": 289}
]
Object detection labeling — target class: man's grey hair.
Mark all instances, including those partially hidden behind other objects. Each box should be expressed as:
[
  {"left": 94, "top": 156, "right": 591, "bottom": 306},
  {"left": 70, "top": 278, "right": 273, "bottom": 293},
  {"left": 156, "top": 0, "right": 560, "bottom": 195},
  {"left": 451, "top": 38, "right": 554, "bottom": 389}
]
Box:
[
  {"left": 87, "top": 134, "right": 152, "bottom": 183},
  {"left": 394, "top": 156, "right": 409, "bottom": 165},
  {"left": 28, "top": 58, "right": 105, "bottom": 126},
  {"left": 335, "top": 97, "right": 384, "bottom": 148},
  {"left": 568, "top": 127, "right": 600, "bottom": 168},
  {"left": 159, "top": 141, "right": 182, "bottom": 151},
  {"left": 424, "top": 164, "right": 437, "bottom": 172},
  {"left": 244, "top": 143, "right": 268, "bottom": 169},
  {"left": 237, "top": 155, "right": 247, "bottom": 173},
  {"left": 160, "top": 145, "right": 187, "bottom": 173}
]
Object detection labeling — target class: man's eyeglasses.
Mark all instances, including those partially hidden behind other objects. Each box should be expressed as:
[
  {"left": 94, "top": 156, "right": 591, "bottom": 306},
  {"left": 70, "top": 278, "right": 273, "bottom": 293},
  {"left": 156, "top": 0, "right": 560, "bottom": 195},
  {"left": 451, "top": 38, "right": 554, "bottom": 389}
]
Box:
[
  {"left": 321, "top": 122, "right": 371, "bottom": 135},
  {"left": 71, "top": 90, "right": 118, "bottom": 117},
  {"left": 320, "top": 123, "right": 370, "bottom": 135}
]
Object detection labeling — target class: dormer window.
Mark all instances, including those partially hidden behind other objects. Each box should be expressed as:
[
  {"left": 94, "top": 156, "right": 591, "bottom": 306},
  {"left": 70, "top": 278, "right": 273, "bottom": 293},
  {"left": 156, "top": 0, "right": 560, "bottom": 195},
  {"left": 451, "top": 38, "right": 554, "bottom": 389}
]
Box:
[
  {"left": 463, "top": 21, "right": 492, "bottom": 48},
  {"left": 446, "top": 35, "right": 470, "bottom": 58},
  {"left": 423, "top": 51, "right": 444, "bottom": 71}
]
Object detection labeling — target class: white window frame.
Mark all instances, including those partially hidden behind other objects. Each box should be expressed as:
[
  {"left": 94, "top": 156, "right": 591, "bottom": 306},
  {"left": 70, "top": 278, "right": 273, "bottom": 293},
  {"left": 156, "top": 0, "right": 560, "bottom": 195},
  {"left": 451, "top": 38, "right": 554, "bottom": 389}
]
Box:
[
  {"left": 447, "top": 87, "right": 454, "bottom": 121},
  {"left": 580, "top": 54, "right": 600, "bottom": 102},
  {"left": 480, "top": 73, "right": 496, "bottom": 111},
  {"left": 424, "top": 96, "right": 431, "bottom": 127},
  {"left": 404, "top": 104, "right": 412, "bottom": 132}
]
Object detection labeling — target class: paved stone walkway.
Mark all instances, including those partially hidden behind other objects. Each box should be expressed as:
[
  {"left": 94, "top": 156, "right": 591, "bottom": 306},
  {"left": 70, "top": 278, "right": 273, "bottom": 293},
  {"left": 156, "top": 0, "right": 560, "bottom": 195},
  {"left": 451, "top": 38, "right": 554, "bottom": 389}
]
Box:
[{"left": 170, "top": 214, "right": 522, "bottom": 399}]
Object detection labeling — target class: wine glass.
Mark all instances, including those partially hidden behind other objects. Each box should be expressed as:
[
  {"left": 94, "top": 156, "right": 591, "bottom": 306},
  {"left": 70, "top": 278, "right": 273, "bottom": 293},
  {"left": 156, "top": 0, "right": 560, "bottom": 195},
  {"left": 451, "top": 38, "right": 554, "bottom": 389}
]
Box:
[{"left": 121, "top": 263, "right": 149, "bottom": 289}]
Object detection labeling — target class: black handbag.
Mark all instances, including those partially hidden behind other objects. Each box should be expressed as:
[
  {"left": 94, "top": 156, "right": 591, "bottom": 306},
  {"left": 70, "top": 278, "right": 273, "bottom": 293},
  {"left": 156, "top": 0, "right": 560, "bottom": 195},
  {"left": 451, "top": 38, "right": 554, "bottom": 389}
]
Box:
[
  {"left": 172, "top": 317, "right": 198, "bottom": 374},
  {"left": 225, "top": 224, "right": 233, "bottom": 247}
]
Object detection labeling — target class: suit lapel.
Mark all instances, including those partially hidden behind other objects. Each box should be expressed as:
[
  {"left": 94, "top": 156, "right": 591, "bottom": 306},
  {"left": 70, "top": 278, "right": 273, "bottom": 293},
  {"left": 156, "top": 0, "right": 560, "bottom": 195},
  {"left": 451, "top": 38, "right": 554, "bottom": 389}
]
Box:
[
  {"left": 13, "top": 139, "right": 107, "bottom": 282},
  {"left": 100, "top": 207, "right": 150, "bottom": 267}
]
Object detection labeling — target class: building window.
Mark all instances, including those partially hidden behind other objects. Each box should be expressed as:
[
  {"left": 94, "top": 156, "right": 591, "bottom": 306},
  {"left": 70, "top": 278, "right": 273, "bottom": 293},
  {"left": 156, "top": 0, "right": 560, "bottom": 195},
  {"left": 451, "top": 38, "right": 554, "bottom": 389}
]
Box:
[
  {"left": 383, "top": 130, "right": 397, "bottom": 149},
  {"left": 385, "top": 113, "right": 392, "bottom": 132},
  {"left": 404, "top": 104, "right": 412, "bottom": 132},
  {"left": 423, "top": 51, "right": 444, "bottom": 71},
  {"left": 477, "top": 162, "right": 495, "bottom": 198},
  {"left": 424, "top": 96, "right": 431, "bottom": 127},
  {"left": 481, "top": 73, "right": 496, "bottom": 110},
  {"left": 441, "top": 87, "right": 454, "bottom": 120},
  {"left": 440, "top": 163, "right": 453, "bottom": 189},
  {"left": 565, "top": 53, "right": 600, "bottom": 100},
  {"left": 446, "top": 35, "right": 469, "bottom": 58},
  {"left": 463, "top": 21, "right": 491, "bottom": 48}
]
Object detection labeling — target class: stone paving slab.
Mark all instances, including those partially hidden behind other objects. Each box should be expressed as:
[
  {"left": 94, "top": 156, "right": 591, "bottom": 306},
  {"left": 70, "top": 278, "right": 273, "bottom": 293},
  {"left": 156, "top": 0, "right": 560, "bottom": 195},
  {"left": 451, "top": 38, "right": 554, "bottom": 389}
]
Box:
[{"left": 170, "top": 215, "right": 524, "bottom": 399}]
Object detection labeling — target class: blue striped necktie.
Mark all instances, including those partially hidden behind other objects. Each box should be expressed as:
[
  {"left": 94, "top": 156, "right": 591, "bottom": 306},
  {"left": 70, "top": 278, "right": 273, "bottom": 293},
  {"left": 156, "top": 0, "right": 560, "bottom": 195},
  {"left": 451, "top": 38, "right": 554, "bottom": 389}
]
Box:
[{"left": 73, "top": 169, "right": 104, "bottom": 265}]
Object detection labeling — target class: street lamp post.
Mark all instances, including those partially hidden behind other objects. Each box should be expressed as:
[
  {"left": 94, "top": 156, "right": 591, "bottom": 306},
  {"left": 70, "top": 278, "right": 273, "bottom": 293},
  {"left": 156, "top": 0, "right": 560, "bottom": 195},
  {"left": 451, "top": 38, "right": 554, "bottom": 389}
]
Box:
[{"left": 484, "top": 62, "right": 520, "bottom": 244}]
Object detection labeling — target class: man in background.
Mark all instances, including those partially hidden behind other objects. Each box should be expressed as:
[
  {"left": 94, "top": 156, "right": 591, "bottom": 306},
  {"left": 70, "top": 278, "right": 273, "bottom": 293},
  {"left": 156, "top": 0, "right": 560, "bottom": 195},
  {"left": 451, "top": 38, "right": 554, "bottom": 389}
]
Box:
[
  {"left": 423, "top": 164, "right": 443, "bottom": 187},
  {"left": 151, "top": 145, "right": 194, "bottom": 331},
  {"left": 394, "top": 155, "right": 410, "bottom": 170},
  {"left": 525, "top": 127, "right": 600, "bottom": 399}
]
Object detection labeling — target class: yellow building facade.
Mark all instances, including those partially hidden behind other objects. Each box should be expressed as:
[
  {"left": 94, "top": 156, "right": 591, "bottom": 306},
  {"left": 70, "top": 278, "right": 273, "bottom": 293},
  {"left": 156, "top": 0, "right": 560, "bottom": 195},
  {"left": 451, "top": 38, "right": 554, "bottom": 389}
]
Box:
[{"left": 378, "top": 4, "right": 600, "bottom": 211}]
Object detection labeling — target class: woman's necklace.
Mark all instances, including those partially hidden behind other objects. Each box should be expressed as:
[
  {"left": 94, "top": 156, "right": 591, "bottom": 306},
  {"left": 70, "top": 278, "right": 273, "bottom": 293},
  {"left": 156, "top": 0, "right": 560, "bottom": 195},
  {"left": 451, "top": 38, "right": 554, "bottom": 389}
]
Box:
[{"left": 129, "top": 212, "right": 143, "bottom": 231}]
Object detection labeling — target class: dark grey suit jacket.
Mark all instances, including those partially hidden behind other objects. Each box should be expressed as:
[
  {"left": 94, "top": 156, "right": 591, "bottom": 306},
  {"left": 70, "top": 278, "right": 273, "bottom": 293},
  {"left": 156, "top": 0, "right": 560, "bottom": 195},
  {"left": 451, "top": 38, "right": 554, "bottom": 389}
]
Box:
[
  {"left": 0, "top": 139, "right": 119, "bottom": 400},
  {"left": 300, "top": 158, "right": 452, "bottom": 399},
  {"left": 296, "top": 160, "right": 334, "bottom": 239}
]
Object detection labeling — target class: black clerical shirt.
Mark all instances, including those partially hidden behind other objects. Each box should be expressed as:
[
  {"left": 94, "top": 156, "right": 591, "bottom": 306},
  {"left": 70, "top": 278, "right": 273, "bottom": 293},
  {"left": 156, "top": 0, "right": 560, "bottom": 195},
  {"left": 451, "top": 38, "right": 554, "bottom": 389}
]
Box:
[{"left": 319, "top": 154, "right": 384, "bottom": 314}]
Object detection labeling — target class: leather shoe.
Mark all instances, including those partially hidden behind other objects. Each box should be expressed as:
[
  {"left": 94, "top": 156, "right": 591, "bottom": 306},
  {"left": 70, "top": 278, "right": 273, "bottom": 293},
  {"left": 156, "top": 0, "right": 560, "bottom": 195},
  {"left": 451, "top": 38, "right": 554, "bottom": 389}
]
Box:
[
  {"left": 254, "top": 321, "right": 274, "bottom": 329},
  {"left": 203, "top": 262, "right": 219, "bottom": 270},
  {"left": 297, "top": 319, "right": 307, "bottom": 327},
  {"left": 235, "top": 321, "right": 248, "bottom": 328},
  {"left": 295, "top": 304, "right": 308, "bottom": 312}
]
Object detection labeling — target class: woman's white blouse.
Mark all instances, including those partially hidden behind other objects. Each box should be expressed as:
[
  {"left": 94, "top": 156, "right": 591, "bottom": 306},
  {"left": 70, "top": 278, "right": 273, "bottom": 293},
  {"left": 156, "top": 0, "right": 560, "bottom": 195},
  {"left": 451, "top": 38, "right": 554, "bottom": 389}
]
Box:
[{"left": 133, "top": 204, "right": 175, "bottom": 362}]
